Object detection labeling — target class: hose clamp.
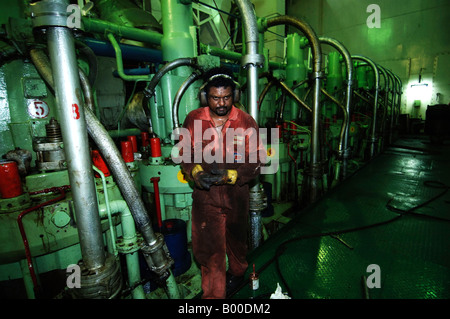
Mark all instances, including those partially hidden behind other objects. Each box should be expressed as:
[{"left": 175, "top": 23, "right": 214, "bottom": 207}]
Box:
[{"left": 241, "top": 53, "right": 265, "bottom": 68}]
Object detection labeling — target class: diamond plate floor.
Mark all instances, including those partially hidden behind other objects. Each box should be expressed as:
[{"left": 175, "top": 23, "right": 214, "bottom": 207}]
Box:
[{"left": 232, "top": 136, "right": 450, "bottom": 299}]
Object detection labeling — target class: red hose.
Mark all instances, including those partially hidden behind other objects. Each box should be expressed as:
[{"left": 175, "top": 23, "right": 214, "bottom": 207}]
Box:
[{"left": 17, "top": 186, "right": 69, "bottom": 295}]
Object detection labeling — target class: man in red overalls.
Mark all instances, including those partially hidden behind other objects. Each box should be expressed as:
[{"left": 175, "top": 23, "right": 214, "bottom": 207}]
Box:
[{"left": 179, "top": 67, "right": 264, "bottom": 299}]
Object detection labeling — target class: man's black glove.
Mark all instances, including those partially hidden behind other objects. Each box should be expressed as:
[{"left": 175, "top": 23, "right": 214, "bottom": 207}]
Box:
[
  {"left": 210, "top": 168, "right": 238, "bottom": 185},
  {"left": 193, "top": 171, "right": 223, "bottom": 190}
]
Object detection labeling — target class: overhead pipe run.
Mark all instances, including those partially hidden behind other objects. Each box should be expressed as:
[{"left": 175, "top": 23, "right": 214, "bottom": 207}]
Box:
[{"left": 262, "top": 15, "right": 323, "bottom": 203}]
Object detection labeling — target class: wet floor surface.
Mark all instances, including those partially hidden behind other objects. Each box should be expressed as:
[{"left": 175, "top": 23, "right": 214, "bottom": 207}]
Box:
[{"left": 232, "top": 136, "right": 450, "bottom": 299}]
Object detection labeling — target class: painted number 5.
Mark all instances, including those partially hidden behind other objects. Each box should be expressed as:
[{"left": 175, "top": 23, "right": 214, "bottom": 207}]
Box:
[{"left": 72, "top": 103, "right": 80, "bottom": 120}]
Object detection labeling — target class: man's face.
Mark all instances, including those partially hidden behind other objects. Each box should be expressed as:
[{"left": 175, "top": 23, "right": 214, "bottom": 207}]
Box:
[{"left": 207, "top": 86, "right": 233, "bottom": 117}]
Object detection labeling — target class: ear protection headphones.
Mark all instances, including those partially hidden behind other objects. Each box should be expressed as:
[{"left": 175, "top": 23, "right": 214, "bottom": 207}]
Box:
[{"left": 199, "top": 73, "right": 241, "bottom": 107}]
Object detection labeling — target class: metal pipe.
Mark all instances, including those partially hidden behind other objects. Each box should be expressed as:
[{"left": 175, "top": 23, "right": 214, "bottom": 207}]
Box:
[
  {"left": 260, "top": 73, "right": 312, "bottom": 113},
  {"left": 386, "top": 69, "right": 399, "bottom": 144},
  {"left": 279, "top": 80, "right": 312, "bottom": 113},
  {"left": 393, "top": 74, "right": 402, "bottom": 127},
  {"left": 235, "top": 0, "right": 264, "bottom": 122},
  {"left": 92, "top": 165, "right": 117, "bottom": 256},
  {"left": 258, "top": 79, "right": 276, "bottom": 109},
  {"left": 31, "top": 48, "right": 173, "bottom": 282},
  {"left": 376, "top": 64, "right": 389, "bottom": 150},
  {"left": 351, "top": 55, "right": 380, "bottom": 159},
  {"left": 46, "top": 25, "right": 106, "bottom": 271},
  {"left": 107, "top": 33, "right": 151, "bottom": 82},
  {"left": 83, "top": 90, "right": 174, "bottom": 280},
  {"left": 82, "top": 17, "right": 163, "bottom": 46},
  {"left": 144, "top": 57, "right": 199, "bottom": 99},
  {"left": 320, "top": 87, "right": 348, "bottom": 157},
  {"left": 382, "top": 66, "right": 397, "bottom": 146},
  {"left": 264, "top": 15, "right": 323, "bottom": 203},
  {"left": 18, "top": 187, "right": 67, "bottom": 296},
  {"left": 173, "top": 69, "right": 203, "bottom": 128},
  {"left": 319, "top": 37, "right": 353, "bottom": 179},
  {"left": 97, "top": 200, "right": 145, "bottom": 299},
  {"left": 235, "top": 0, "right": 265, "bottom": 249}
]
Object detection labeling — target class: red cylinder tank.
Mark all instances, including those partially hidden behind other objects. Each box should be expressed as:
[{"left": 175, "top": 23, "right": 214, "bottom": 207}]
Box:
[{"left": 0, "top": 161, "right": 23, "bottom": 199}]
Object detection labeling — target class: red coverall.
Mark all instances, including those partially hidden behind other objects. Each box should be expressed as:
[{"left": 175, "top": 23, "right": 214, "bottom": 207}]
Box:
[{"left": 179, "top": 105, "right": 264, "bottom": 299}]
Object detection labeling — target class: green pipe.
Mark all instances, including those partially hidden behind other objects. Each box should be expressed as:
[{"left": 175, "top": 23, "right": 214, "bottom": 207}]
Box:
[
  {"left": 165, "top": 269, "right": 181, "bottom": 299},
  {"left": 93, "top": 166, "right": 117, "bottom": 256},
  {"left": 107, "top": 33, "right": 150, "bottom": 81},
  {"left": 98, "top": 200, "right": 145, "bottom": 299},
  {"left": 161, "top": 0, "right": 195, "bottom": 62},
  {"left": 82, "top": 17, "right": 163, "bottom": 46},
  {"left": 286, "top": 33, "right": 307, "bottom": 121},
  {"left": 83, "top": 15, "right": 284, "bottom": 70},
  {"left": 20, "top": 259, "right": 36, "bottom": 299},
  {"left": 200, "top": 43, "right": 283, "bottom": 70}
]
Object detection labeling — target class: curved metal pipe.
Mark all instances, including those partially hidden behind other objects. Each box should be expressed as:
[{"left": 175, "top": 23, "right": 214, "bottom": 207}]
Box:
[
  {"left": 264, "top": 15, "right": 323, "bottom": 203},
  {"left": 351, "top": 55, "right": 380, "bottom": 159},
  {"left": 144, "top": 57, "right": 199, "bottom": 99},
  {"left": 235, "top": 0, "right": 264, "bottom": 122},
  {"left": 172, "top": 69, "right": 203, "bottom": 129},
  {"left": 319, "top": 37, "right": 352, "bottom": 169}
]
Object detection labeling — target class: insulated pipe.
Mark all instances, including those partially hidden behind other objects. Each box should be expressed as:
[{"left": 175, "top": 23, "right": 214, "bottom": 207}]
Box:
[
  {"left": 351, "top": 55, "right": 380, "bottom": 159},
  {"left": 46, "top": 24, "right": 106, "bottom": 271},
  {"left": 235, "top": 0, "right": 264, "bottom": 122},
  {"left": 235, "top": 0, "right": 265, "bottom": 249},
  {"left": 264, "top": 15, "right": 323, "bottom": 203},
  {"left": 319, "top": 37, "right": 352, "bottom": 179},
  {"left": 31, "top": 49, "right": 172, "bottom": 281}
]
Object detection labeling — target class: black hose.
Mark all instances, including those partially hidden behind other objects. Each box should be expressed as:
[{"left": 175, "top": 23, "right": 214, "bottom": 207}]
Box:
[
  {"left": 143, "top": 57, "right": 200, "bottom": 99},
  {"left": 228, "top": 180, "right": 449, "bottom": 299}
]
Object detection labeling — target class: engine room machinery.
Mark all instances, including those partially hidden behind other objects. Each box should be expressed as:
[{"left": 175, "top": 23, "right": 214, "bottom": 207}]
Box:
[{"left": 0, "top": 0, "right": 402, "bottom": 299}]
